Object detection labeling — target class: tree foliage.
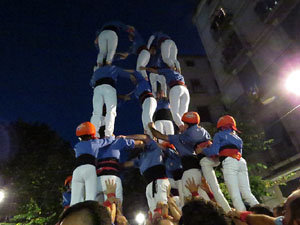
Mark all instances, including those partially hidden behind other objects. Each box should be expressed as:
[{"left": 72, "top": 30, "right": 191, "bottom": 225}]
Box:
[{"left": 0, "top": 121, "right": 75, "bottom": 224}]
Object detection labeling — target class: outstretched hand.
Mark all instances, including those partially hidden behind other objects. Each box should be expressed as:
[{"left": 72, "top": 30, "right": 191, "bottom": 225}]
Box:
[
  {"left": 185, "top": 178, "right": 200, "bottom": 194},
  {"left": 105, "top": 179, "right": 117, "bottom": 195}
]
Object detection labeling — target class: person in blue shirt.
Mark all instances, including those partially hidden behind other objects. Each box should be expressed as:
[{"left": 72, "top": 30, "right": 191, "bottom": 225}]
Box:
[
  {"left": 196, "top": 115, "right": 259, "bottom": 211},
  {"left": 121, "top": 134, "right": 171, "bottom": 219},
  {"left": 141, "top": 66, "right": 190, "bottom": 132},
  {"left": 147, "top": 32, "right": 181, "bottom": 73},
  {"left": 62, "top": 176, "right": 72, "bottom": 209},
  {"left": 153, "top": 89, "right": 174, "bottom": 137},
  {"left": 71, "top": 122, "right": 114, "bottom": 206},
  {"left": 95, "top": 137, "right": 144, "bottom": 204},
  {"left": 95, "top": 21, "right": 134, "bottom": 66},
  {"left": 148, "top": 112, "right": 211, "bottom": 202},
  {"left": 90, "top": 65, "right": 132, "bottom": 137},
  {"left": 120, "top": 70, "right": 157, "bottom": 137}
]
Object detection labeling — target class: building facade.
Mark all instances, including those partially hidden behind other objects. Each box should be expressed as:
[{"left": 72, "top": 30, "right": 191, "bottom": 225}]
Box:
[{"left": 193, "top": 0, "right": 300, "bottom": 206}]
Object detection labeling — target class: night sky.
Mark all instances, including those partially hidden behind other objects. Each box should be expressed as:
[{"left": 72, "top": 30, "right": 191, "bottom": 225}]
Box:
[{"left": 0, "top": 0, "right": 205, "bottom": 145}]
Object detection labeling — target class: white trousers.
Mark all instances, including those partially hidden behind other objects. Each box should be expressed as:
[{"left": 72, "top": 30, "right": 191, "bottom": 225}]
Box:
[
  {"left": 181, "top": 168, "right": 210, "bottom": 201},
  {"left": 142, "top": 97, "right": 157, "bottom": 136},
  {"left": 71, "top": 164, "right": 97, "bottom": 205},
  {"left": 149, "top": 73, "right": 167, "bottom": 98},
  {"left": 154, "top": 120, "right": 174, "bottom": 135},
  {"left": 146, "top": 178, "right": 170, "bottom": 214},
  {"left": 222, "top": 157, "right": 259, "bottom": 211},
  {"left": 169, "top": 85, "right": 190, "bottom": 127},
  {"left": 96, "top": 175, "right": 123, "bottom": 203},
  {"left": 168, "top": 178, "right": 184, "bottom": 207},
  {"left": 91, "top": 84, "right": 117, "bottom": 137},
  {"left": 161, "top": 39, "right": 181, "bottom": 72},
  {"left": 200, "top": 157, "right": 231, "bottom": 212},
  {"left": 97, "top": 30, "right": 118, "bottom": 65},
  {"left": 136, "top": 49, "right": 150, "bottom": 79}
]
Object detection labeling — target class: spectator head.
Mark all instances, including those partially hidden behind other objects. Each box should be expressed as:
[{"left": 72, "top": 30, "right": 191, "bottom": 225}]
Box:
[
  {"left": 273, "top": 204, "right": 284, "bottom": 217},
  {"left": 283, "top": 189, "right": 300, "bottom": 225},
  {"left": 181, "top": 199, "right": 228, "bottom": 225},
  {"left": 58, "top": 201, "right": 111, "bottom": 225},
  {"left": 249, "top": 204, "right": 273, "bottom": 216}
]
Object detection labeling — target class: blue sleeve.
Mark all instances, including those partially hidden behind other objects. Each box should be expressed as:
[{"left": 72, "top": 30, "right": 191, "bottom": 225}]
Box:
[
  {"left": 146, "top": 139, "right": 159, "bottom": 151},
  {"left": 121, "top": 138, "right": 135, "bottom": 150},
  {"left": 116, "top": 67, "right": 131, "bottom": 79},
  {"left": 96, "top": 136, "right": 115, "bottom": 148},
  {"left": 203, "top": 133, "right": 221, "bottom": 156}
]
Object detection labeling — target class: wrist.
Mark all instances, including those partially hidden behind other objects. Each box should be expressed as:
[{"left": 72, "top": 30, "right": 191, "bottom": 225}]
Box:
[
  {"left": 240, "top": 211, "right": 253, "bottom": 222},
  {"left": 207, "top": 191, "right": 214, "bottom": 200},
  {"left": 107, "top": 193, "right": 116, "bottom": 198},
  {"left": 103, "top": 200, "right": 112, "bottom": 208},
  {"left": 191, "top": 191, "right": 199, "bottom": 197}
]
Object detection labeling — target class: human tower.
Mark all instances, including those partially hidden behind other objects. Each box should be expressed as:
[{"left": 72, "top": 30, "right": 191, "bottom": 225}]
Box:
[{"left": 63, "top": 21, "right": 259, "bottom": 220}]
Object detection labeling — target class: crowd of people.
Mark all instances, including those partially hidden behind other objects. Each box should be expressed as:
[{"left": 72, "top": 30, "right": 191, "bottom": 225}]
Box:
[{"left": 57, "top": 21, "right": 300, "bottom": 225}]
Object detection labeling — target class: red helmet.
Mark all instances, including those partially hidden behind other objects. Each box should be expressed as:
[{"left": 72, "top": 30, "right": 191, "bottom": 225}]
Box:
[
  {"left": 76, "top": 122, "right": 96, "bottom": 137},
  {"left": 64, "top": 176, "right": 72, "bottom": 186},
  {"left": 217, "top": 115, "right": 240, "bottom": 132},
  {"left": 181, "top": 112, "right": 200, "bottom": 124}
]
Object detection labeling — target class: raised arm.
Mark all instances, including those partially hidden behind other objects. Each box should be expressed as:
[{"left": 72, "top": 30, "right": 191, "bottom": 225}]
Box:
[
  {"left": 139, "top": 66, "right": 158, "bottom": 74},
  {"left": 148, "top": 122, "right": 169, "bottom": 141}
]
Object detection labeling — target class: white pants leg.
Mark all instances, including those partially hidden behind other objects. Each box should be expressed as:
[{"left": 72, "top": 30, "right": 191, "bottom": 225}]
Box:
[
  {"left": 145, "top": 178, "right": 170, "bottom": 214},
  {"left": 169, "top": 85, "right": 190, "bottom": 127},
  {"left": 175, "top": 179, "right": 184, "bottom": 207},
  {"left": 154, "top": 120, "right": 174, "bottom": 135},
  {"left": 149, "top": 73, "right": 167, "bottom": 98},
  {"left": 136, "top": 49, "right": 150, "bottom": 79},
  {"left": 91, "top": 84, "right": 117, "bottom": 137},
  {"left": 238, "top": 158, "right": 259, "bottom": 207},
  {"left": 71, "top": 164, "right": 97, "bottom": 205},
  {"left": 142, "top": 97, "right": 157, "bottom": 136},
  {"left": 97, "top": 175, "right": 123, "bottom": 203},
  {"left": 161, "top": 39, "right": 175, "bottom": 68},
  {"left": 222, "top": 157, "right": 246, "bottom": 211},
  {"left": 200, "top": 157, "right": 231, "bottom": 212},
  {"left": 181, "top": 168, "right": 210, "bottom": 201},
  {"left": 97, "top": 30, "right": 118, "bottom": 65},
  {"left": 168, "top": 40, "right": 181, "bottom": 72}
]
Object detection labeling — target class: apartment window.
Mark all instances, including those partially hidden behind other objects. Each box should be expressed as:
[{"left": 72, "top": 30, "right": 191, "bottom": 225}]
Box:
[
  {"left": 281, "top": 3, "right": 300, "bottom": 41},
  {"left": 197, "top": 106, "right": 212, "bottom": 122},
  {"left": 237, "top": 62, "right": 260, "bottom": 94},
  {"left": 254, "top": 0, "right": 280, "bottom": 21},
  {"left": 190, "top": 79, "right": 206, "bottom": 93},
  {"left": 185, "top": 60, "right": 195, "bottom": 67},
  {"left": 210, "top": 7, "right": 233, "bottom": 41},
  {"left": 222, "top": 32, "right": 243, "bottom": 64}
]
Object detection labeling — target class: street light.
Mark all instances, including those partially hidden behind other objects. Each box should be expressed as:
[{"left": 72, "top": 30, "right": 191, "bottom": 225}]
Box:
[
  {"left": 285, "top": 70, "right": 300, "bottom": 96},
  {"left": 0, "top": 190, "right": 5, "bottom": 203},
  {"left": 135, "top": 212, "right": 146, "bottom": 225}
]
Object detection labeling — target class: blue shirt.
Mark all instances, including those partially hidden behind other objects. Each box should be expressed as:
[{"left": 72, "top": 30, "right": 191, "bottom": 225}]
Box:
[
  {"left": 99, "top": 21, "right": 130, "bottom": 34},
  {"left": 164, "top": 148, "right": 182, "bottom": 178},
  {"left": 158, "top": 68, "right": 185, "bottom": 86},
  {"left": 73, "top": 137, "right": 115, "bottom": 158},
  {"left": 274, "top": 216, "right": 284, "bottom": 225},
  {"left": 132, "top": 71, "right": 152, "bottom": 98},
  {"left": 134, "top": 139, "right": 163, "bottom": 174},
  {"left": 97, "top": 138, "right": 135, "bottom": 160},
  {"left": 168, "top": 125, "right": 211, "bottom": 156},
  {"left": 156, "top": 98, "right": 170, "bottom": 111},
  {"left": 90, "top": 65, "right": 131, "bottom": 87},
  {"left": 203, "top": 129, "right": 243, "bottom": 157},
  {"left": 62, "top": 191, "right": 71, "bottom": 207},
  {"left": 151, "top": 32, "right": 171, "bottom": 46}
]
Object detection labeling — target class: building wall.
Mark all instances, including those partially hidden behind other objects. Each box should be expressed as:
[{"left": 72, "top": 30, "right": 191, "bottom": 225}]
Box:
[{"left": 193, "top": 0, "right": 300, "bottom": 205}]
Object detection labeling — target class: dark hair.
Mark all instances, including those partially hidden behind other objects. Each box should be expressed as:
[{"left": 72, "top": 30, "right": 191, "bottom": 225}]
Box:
[
  {"left": 249, "top": 204, "right": 273, "bottom": 217},
  {"left": 79, "top": 135, "right": 94, "bottom": 141},
  {"left": 58, "top": 201, "right": 111, "bottom": 225},
  {"left": 181, "top": 199, "right": 228, "bottom": 225},
  {"left": 273, "top": 204, "right": 284, "bottom": 217},
  {"left": 289, "top": 197, "right": 300, "bottom": 224}
]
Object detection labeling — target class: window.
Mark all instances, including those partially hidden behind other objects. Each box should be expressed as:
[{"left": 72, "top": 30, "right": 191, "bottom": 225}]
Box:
[
  {"left": 190, "top": 79, "right": 206, "bottom": 93},
  {"left": 237, "top": 61, "right": 260, "bottom": 94},
  {"left": 185, "top": 60, "right": 195, "bottom": 67},
  {"left": 222, "top": 32, "right": 243, "bottom": 64},
  {"left": 210, "top": 7, "right": 233, "bottom": 41},
  {"left": 254, "top": 0, "right": 281, "bottom": 21},
  {"left": 197, "top": 106, "right": 212, "bottom": 122}
]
